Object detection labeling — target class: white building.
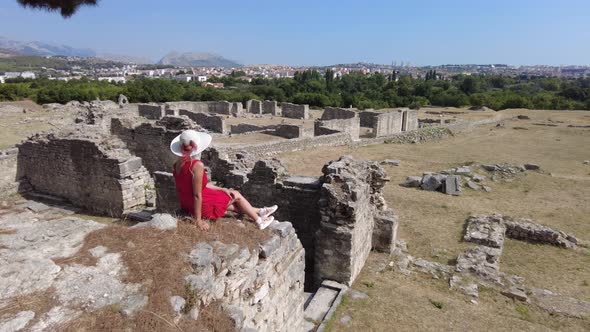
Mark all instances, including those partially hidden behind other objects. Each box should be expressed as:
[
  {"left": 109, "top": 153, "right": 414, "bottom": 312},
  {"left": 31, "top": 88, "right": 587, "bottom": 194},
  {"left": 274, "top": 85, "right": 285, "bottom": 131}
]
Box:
[
  {"left": 197, "top": 75, "right": 208, "bottom": 82},
  {"left": 4, "top": 72, "right": 20, "bottom": 79},
  {"left": 0, "top": 76, "right": 5, "bottom": 84},
  {"left": 21, "top": 71, "right": 36, "bottom": 79},
  {"left": 97, "top": 77, "right": 126, "bottom": 84}
]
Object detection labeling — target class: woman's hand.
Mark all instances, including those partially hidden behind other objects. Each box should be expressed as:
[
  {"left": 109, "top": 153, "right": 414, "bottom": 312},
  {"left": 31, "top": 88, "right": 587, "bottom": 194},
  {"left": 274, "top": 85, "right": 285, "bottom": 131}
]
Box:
[
  {"left": 221, "top": 188, "right": 233, "bottom": 198},
  {"left": 193, "top": 217, "right": 210, "bottom": 231}
]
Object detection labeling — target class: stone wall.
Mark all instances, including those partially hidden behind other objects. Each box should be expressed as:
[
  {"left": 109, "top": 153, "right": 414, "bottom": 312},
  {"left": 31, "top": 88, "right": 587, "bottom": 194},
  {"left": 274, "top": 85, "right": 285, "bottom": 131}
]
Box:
[
  {"left": 354, "top": 127, "right": 452, "bottom": 146},
  {"left": 179, "top": 109, "right": 227, "bottom": 134},
  {"left": 17, "top": 135, "right": 150, "bottom": 216},
  {"left": 155, "top": 154, "right": 397, "bottom": 290},
  {"left": 111, "top": 117, "right": 190, "bottom": 175},
  {"left": 200, "top": 148, "right": 256, "bottom": 189},
  {"left": 281, "top": 103, "right": 309, "bottom": 119},
  {"left": 314, "top": 117, "right": 360, "bottom": 140},
  {"left": 230, "top": 123, "right": 276, "bottom": 135},
  {"left": 165, "top": 101, "right": 243, "bottom": 116},
  {"left": 138, "top": 104, "right": 164, "bottom": 120},
  {"left": 153, "top": 171, "right": 179, "bottom": 213},
  {"left": 246, "top": 99, "right": 262, "bottom": 114},
  {"left": 262, "top": 100, "right": 280, "bottom": 115},
  {"left": 406, "top": 109, "right": 419, "bottom": 131},
  {"left": 321, "top": 107, "right": 357, "bottom": 120},
  {"left": 241, "top": 160, "right": 321, "bottom": 290},
  {"left": 314, "top": 156, "right": 391, "bottom": 286},
  {"left": 359, "top": 110, "right": 379, "bottom": 128},
  {"left": 373, "top": 111, "right": 403, "bottom": 137},
  {"left": 214, "top": 132, "right": 353, "bottom": 158},
  {"left": 0, "top": 148, "right": 18, "bottom": 198},
  {"left": 186, "top": 222, "right": 305, "bottom": 331}
]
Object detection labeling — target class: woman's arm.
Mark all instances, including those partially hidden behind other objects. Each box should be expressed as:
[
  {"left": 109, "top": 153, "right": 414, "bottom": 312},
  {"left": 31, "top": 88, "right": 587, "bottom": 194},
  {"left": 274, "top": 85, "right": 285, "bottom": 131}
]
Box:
[
  {"left": 192, "top": 161, "right": 209, "bottom": 231},
  {"left": 206, "top": 183, "right": 232, "bottom": 197}
]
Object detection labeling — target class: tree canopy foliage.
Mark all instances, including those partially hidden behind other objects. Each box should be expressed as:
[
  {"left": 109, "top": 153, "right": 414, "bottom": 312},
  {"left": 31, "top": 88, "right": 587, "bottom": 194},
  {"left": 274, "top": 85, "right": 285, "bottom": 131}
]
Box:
[
  {"left": 17, "top": 0, "right": 98, "bottom": 17},
  {"left": 1, "top": 72, "right": 589, "bottom": 111}
]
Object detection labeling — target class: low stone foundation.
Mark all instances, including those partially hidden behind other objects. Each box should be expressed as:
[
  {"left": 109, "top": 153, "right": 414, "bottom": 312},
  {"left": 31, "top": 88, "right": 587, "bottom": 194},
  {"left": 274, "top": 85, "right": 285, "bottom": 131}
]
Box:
[{"left": 273, "top": 124, "right": 312, "bottom": 139}]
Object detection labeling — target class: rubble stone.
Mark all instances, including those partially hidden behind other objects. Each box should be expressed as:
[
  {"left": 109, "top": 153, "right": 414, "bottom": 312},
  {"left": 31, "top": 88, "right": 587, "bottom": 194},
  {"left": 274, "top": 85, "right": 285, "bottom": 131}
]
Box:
[
  {"left": 403, "top": 176, "right": 422, "bottom": 188},
  {"left": 464, "top": 214, "right": 507, "bottom": 249}
]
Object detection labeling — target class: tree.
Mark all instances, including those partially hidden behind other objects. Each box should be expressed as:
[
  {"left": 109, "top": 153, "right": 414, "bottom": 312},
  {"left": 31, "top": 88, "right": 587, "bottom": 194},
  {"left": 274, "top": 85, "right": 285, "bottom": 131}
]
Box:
[
  {"left": 17, "top": 0, "right": 98, "bottom": 17},
  {"left": 460, "top": 76, "right": 479, "bottom": 95},
  {"left": 325, "top": 69, "right": 335, "bottom": 92}
]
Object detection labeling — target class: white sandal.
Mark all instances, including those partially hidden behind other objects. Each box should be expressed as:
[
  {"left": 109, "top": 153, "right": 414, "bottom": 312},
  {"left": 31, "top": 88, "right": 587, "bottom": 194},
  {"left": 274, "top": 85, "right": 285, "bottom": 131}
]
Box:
[
  {"left": 258, "top": 205, "right": 278, "bottom": 218},
  {"left": 256, "top": 216, "right": 274, "bottom": 230}
]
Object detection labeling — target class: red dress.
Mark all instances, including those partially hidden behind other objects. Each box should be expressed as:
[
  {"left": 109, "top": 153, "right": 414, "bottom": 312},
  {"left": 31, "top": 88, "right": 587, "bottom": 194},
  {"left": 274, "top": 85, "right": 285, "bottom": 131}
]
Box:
[{"left": 173, "top": 159, "right": 231, "bottom": 220}]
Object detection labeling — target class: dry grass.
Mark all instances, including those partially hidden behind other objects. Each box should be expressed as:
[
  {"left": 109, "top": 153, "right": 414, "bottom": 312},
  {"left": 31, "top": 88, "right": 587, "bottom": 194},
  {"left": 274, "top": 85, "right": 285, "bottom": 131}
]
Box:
[
  {"left": 0, "top": 100, "right": 56, "bottom": 149},
  {"left": 53, "top": 218, "right": 271, "bottom": 331},
  {"left": 0, "top": 288, "right": 58, "bottom": 328},
  {"left": 278, "top": 109, "right": 590, "bottom": 329},
  {"left": 326, "top": 253, "right": 590, "bottom": 332}
]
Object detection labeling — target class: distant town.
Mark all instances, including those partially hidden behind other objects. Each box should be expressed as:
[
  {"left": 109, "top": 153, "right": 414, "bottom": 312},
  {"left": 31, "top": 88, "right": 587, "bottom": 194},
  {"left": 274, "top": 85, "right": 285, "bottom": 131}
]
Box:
[{"left": 1, "top": 55, "right": 589, "bottom": 86}]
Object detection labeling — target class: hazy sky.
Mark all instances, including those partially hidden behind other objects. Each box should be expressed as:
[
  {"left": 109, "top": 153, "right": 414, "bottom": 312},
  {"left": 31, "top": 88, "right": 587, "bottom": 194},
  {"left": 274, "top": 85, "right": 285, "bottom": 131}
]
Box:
[{"left": 1, "top": 0, "right": 588, "bottom": 65}]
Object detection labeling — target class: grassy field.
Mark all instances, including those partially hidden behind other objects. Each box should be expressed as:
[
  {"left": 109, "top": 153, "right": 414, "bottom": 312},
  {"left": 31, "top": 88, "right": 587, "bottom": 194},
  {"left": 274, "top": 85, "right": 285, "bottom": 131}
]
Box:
[
  {"left": 0, "top": 100, "right": 55, "bottom": 149},
  {"left": 278, "top": 108, "right": 590, "bottom": 330}
]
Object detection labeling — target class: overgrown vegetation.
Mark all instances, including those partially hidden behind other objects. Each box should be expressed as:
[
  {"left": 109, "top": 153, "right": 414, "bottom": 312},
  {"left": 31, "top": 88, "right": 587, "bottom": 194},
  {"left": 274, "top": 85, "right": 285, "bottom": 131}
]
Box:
[
  {"left": 1, "top": 71, "right": 590, "bottom": 110},
  {"left": 429, "top": 299, "right": 444, "bottom": 309}
]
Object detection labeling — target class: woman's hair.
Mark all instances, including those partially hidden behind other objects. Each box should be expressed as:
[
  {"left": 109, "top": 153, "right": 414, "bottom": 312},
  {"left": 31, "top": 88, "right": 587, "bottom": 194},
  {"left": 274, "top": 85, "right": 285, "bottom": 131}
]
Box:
[{"left": 180, "top": 140, "right": 199, "bottom": 178}]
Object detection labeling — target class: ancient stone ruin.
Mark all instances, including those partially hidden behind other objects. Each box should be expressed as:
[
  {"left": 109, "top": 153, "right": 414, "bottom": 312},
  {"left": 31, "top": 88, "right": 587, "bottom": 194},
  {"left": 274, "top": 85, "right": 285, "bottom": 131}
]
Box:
[{"left": 0, "top": 99, "right": 431, "bottom": 330}]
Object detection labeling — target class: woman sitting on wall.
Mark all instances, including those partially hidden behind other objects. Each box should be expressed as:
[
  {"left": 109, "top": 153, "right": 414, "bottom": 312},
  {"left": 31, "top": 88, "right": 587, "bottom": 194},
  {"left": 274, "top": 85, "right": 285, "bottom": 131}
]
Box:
[{"left": 171, "top": 130, "right": 277, "bottom": 231}]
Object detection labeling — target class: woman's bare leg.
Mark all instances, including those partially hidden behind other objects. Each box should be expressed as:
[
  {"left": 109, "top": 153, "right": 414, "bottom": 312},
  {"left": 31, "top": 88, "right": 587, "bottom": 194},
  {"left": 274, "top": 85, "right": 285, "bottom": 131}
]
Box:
[{"left": 228, "top": 191, "right": 260, "bottom": 221}]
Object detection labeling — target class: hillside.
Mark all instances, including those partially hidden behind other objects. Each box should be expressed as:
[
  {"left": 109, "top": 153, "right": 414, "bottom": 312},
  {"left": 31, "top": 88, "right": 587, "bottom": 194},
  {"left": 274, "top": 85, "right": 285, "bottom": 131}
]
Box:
[
  {"left": 0, "top": 36, "right": 95, "bottom": 57},
  {"left": 158, "top": 51, "right": 241, "bottom": 67},
  {"left": 0, "top": 55, "right": 127, "bottom": 72}
]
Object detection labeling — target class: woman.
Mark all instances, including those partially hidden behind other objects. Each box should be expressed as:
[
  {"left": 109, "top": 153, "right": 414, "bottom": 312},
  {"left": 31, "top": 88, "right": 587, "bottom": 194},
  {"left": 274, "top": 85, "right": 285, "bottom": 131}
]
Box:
[{"left": 170, "top": 130, "right": 277, "bottom": 231}]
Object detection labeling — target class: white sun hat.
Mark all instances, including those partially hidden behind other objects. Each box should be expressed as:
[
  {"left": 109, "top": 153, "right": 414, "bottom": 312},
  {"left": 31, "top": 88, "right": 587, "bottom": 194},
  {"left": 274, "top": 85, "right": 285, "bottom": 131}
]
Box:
[{"left": 170, "top": 130, "right": 212, "bottom": 157}]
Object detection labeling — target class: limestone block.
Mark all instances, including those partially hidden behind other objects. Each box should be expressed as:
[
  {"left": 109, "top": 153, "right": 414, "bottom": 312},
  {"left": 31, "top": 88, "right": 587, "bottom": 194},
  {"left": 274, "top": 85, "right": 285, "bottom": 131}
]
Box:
[
  {"left": 444, "top": 175, "right": 462, "bottom": 195},
  {"left": 372, "top": 209, "right": 399, "bottom": 253}
]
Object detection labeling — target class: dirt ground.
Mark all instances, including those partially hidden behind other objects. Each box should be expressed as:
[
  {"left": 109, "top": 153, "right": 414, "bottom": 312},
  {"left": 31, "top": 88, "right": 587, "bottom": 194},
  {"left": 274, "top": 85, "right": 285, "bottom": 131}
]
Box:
[{"left": 278, "top": 108, "right": 590, "bottom": 330}]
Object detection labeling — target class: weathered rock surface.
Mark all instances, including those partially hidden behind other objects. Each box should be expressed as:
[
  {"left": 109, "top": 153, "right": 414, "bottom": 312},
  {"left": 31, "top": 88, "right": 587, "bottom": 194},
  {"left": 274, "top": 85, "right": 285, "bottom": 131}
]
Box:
[
  {"left": 0, "top": 211, "right": 105, "bottom": 303},
  {"left": 456, "top": 246, "right": 502, "bottom": 282},
  {"left": 0, "top": 311, "right": 35, "bottom": 332},
  {"left": 531, "top": 288, "right": 590, "bottom": 318},
  {"left": 131, "top": 213, "right": 177, "bottom": 230},
  {"left": 464, "top": 214, "right": 507, "bottom": 249},
  {"left": 403, "top": 176, "right": 422, "bottom": 188},
  {"left": 449, "top": 275, "right": 479, "bottom": 298},
  {"left": 0, "top": 209, "right": 147, "bottom": 330}
]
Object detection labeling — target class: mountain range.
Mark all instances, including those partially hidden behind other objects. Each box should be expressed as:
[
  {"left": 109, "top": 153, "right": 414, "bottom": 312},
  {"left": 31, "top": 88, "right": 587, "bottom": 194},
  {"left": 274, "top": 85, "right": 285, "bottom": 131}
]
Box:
[
  {"left": 0, "top": 36, "right": 241, "bottom": 67},
  {"left": 157, "top": 52, "right": 241, "bottom": 67}
]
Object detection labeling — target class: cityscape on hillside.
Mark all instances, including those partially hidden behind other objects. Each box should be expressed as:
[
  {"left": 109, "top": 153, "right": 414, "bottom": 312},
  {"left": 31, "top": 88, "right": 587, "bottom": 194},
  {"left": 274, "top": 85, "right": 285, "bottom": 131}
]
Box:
[{"left": 2, "top": 54, "right": 590, "bottom": 85}]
